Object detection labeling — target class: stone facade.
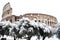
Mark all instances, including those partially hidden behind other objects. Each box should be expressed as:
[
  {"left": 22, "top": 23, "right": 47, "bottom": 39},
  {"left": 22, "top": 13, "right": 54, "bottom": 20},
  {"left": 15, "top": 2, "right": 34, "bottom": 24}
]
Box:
[
  {"left": 1, "top": 2, "right": 21, "bottom": 22},
  {"left": 1, "top": 2, "right": 58, "bottom": 28},
  {"left": 2, "top": 2, "right": 12, "bottom": 19},
  {"left": 23, "top": 13, "right": 57, "bottom": 28}
]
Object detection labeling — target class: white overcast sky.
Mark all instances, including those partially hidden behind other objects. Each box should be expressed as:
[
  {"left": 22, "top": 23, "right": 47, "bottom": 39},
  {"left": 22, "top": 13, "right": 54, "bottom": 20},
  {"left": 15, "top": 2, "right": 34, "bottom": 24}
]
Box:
[{"left": 0, "top": 0, "right": 60, "bottom": 22}]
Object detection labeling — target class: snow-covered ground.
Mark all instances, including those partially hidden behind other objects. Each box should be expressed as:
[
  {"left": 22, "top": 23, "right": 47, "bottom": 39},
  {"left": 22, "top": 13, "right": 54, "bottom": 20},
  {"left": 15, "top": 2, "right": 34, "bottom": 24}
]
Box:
[{"left": 0, "top": 35, "right": 59, "bottom": 40}]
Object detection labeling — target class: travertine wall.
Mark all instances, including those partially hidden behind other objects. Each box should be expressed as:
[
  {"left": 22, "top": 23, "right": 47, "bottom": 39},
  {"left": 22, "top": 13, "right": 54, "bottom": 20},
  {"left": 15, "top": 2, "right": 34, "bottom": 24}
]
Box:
[
  {"left": 1, "top": 15, "right": 20, "bottom": 23},
  {"left": 2, "top": 2, "right": 12, "bottom": 19},
  {"left": 23, "top": 13, "right": 58, "bottom": 28}
]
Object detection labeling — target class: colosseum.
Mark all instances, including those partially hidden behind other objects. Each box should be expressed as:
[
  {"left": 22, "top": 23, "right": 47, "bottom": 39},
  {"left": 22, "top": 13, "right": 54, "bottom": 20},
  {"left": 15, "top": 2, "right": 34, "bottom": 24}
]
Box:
[
  {"left": 23, "top": 13, "right": 57, "bottom": 28},
  {"left": 1, "top": 2, "right": 58, "bottom": 28}
]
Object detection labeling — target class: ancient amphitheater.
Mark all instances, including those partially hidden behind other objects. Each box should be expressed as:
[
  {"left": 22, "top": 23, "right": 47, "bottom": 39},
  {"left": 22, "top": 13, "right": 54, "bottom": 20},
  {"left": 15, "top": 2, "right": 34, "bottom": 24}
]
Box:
[
  {"left": 1, "top": 2, "right": 58, "bottom": 28},
  {"left": 23, "top": 13, "right": 57, "bottom": 28}
]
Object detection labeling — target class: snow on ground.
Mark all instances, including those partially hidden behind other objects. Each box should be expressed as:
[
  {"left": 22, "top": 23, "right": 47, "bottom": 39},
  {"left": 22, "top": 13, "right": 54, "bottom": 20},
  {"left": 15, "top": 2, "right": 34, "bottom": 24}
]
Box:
[
  {"left": 0, "top": 35, "right": 14, "bottom": 40},
  {"left": 31, "top": 35, "right": 59, "bottom": 40},
  {"left": 45, "top": 35, "right": 59, "bottom": 40},
  {"left": 0, "top": 35, "right": 59, "bottom": 40}
]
